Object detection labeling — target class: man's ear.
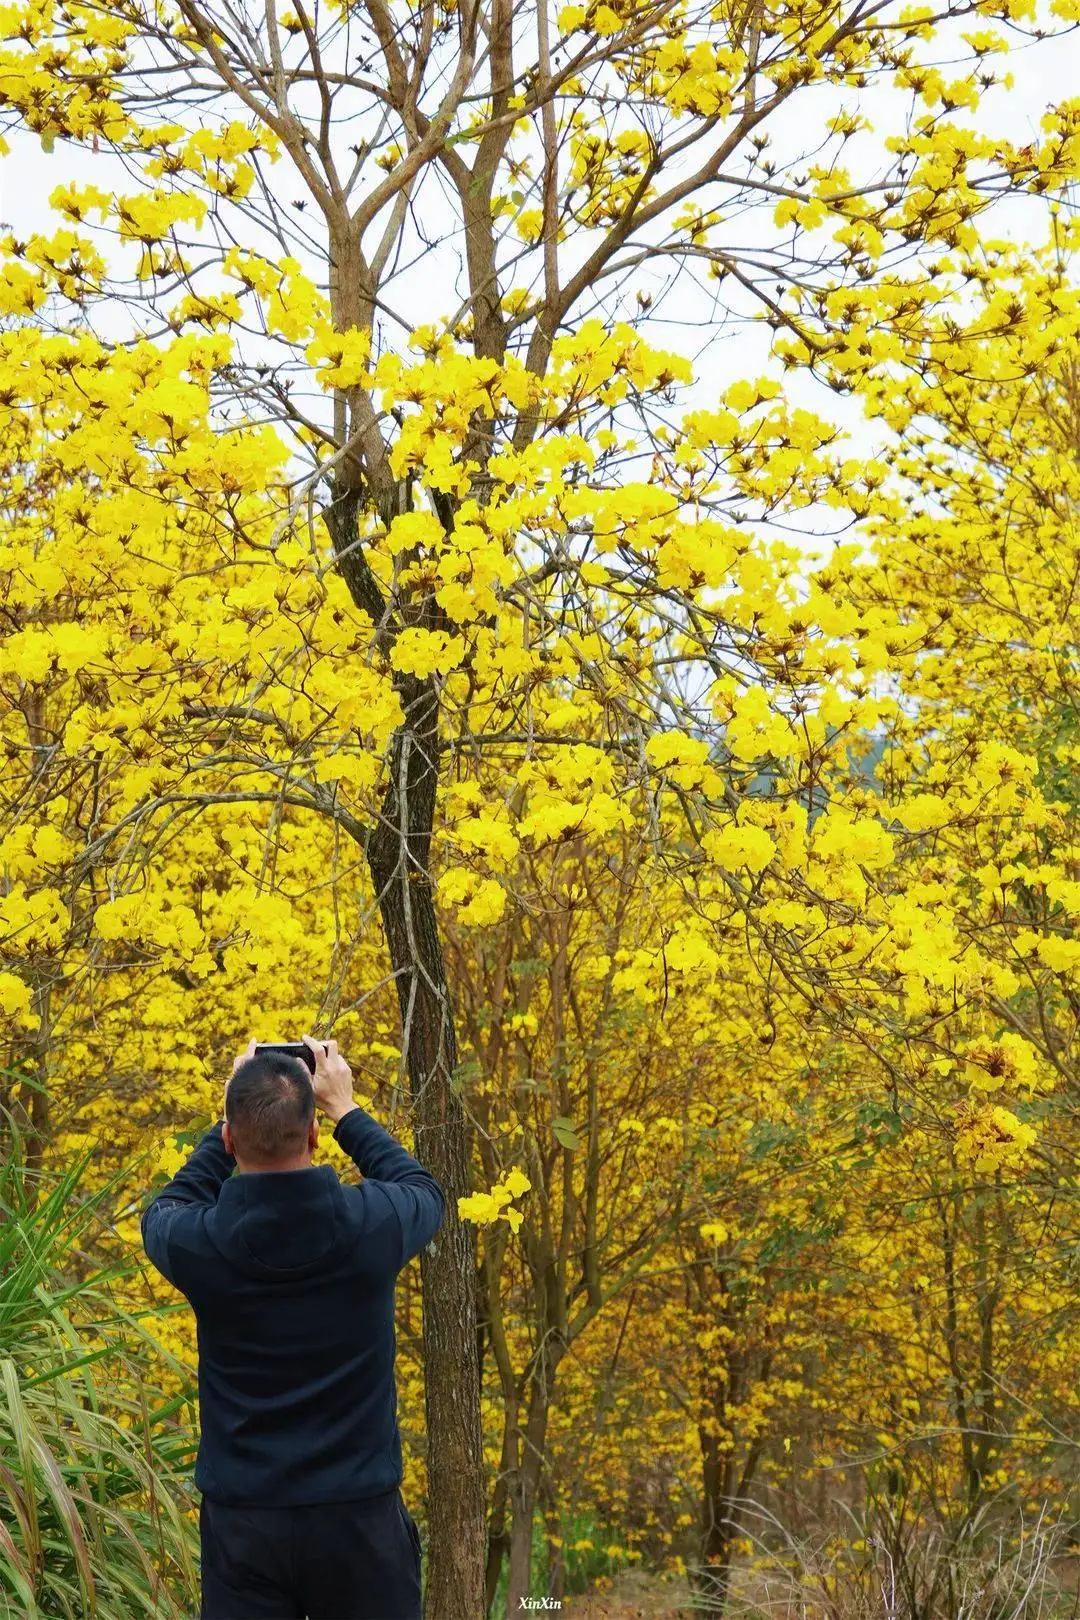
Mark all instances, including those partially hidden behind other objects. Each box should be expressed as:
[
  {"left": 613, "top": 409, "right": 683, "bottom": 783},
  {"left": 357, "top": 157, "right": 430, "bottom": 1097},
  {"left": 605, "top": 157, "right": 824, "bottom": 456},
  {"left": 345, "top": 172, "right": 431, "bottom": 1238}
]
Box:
[
  {"left": 309, "top": 1117, "right": 319, "bottom": 1152},
  {"left": 222, "top": 1121, "right": 235, "bottom": 1159}
]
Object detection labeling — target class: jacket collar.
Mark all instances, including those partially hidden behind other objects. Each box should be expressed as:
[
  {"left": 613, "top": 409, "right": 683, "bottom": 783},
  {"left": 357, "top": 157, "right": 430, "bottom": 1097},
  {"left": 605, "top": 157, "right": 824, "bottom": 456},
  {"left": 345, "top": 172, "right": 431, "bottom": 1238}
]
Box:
[{"left": 208, "top": 1165, "right": 345, "bottom": 1277}]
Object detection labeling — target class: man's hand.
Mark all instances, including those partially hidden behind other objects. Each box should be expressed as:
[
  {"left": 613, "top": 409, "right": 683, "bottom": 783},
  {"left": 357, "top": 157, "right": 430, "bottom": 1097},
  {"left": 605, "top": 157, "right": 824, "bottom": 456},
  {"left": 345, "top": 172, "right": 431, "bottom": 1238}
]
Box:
[{"left": 303, "top": 1034, "right": 357, "bottom": 1125}]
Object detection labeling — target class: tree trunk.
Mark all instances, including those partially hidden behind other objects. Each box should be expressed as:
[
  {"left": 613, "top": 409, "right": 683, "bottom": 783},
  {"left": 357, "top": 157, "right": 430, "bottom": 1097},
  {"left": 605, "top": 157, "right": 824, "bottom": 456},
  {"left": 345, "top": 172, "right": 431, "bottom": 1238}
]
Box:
[
  {"left": 695, "top": 1416, "right": 736, "bottom": 1619},
  {"left": 505, "top": 1353, "right": 562, "bottom": 1616},
  {"left": 540, "top": 1473, "right": 566, "bottom": 1607},
  {"left": 505, "top": 1456, "right": 540, "bottom": 1615},
  {"left": 692, "top": 1308, "right": 769, "bottom": 1620},
  {"left": 366, "top": 667, "right": 486, "bottom": 1620},
  {"left": 484, "top": 1430, "right": 514, "bottom": 1615},
  {"left": 21, "top": 976, "right": 52, "bottom": 1178},
  {"left": 485, "top": 1510, "right": 511, "bottom": 1619},
  {"left": 326, "top": 483, "right": 487, "bottom": 1620},
  {"left": 480, "top": 1253, "right": 516, "bottom": 1616}
]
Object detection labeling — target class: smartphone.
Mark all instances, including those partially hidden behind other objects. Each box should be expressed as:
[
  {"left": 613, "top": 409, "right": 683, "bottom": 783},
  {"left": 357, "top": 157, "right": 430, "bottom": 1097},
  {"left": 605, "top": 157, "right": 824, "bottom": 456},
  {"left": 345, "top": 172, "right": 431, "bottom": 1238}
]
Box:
[{"left": 254, "top": 1042, "right": 321, "bottom": 1076}]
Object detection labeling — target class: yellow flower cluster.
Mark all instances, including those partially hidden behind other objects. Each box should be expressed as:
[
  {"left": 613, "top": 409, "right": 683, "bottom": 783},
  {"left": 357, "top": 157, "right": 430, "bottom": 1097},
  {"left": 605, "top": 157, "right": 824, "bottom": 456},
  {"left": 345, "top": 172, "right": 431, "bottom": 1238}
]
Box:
[{"left": 458, "top": 1168, "right": 532, "bottom": 1233}]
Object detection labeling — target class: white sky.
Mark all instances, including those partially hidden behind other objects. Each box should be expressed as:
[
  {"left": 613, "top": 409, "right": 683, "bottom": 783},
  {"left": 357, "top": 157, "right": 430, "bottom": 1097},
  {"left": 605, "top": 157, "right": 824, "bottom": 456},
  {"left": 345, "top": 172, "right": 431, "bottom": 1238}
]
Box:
[{"left": 3, "top": 19, "right": 1079, "bottom": 562}]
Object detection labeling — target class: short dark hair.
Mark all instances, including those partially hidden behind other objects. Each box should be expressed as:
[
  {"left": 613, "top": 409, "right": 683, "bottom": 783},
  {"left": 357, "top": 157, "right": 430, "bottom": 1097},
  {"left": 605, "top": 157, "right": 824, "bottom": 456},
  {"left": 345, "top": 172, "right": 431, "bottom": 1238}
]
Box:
[{"left": 225, "top": 1053, "right": 315, "bottom": 1162}]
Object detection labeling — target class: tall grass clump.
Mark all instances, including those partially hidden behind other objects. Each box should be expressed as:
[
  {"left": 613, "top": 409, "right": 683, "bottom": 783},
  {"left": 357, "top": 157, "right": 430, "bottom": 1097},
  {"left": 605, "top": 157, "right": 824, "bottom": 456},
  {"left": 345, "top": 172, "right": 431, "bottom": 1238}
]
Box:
[
  {"left": 0, "top": 1102, "right": 200, "bottom": 1619},
  {"left": 686, "top": 1495, "right": 1080, "bottom": 1620}
]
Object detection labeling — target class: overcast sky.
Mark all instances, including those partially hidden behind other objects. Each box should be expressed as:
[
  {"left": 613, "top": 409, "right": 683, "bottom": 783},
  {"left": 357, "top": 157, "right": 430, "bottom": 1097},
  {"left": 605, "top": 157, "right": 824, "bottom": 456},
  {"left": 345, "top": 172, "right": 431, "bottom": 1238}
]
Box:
[{"left": 3, "top": 22, "right": 1078, "bottom": 560}]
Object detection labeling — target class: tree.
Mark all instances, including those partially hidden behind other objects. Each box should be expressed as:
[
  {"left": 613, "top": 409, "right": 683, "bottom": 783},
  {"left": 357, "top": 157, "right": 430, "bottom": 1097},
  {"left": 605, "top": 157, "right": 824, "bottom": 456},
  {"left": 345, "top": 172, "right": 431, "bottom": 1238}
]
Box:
[
  {"left": 446, "top": 821, "right": 722, "bottom": 1609},
  {"left": 3, "top": 0, "right": 1080, "bottom": 1610}
]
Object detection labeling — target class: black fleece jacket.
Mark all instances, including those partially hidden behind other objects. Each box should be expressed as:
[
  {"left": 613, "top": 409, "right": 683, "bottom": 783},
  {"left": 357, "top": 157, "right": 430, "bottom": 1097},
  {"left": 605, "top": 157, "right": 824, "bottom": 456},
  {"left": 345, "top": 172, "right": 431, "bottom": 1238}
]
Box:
[{"left": 140, "top": 1107, "right": 445, "bottom": 1507}]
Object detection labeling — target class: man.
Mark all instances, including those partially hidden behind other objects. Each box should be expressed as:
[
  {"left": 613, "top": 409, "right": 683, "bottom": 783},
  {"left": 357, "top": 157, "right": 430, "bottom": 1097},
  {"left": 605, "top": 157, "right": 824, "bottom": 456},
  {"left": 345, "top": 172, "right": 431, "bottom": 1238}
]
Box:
[{"left": 140, "top": 1033, "right": 445, "bottom": 1620}]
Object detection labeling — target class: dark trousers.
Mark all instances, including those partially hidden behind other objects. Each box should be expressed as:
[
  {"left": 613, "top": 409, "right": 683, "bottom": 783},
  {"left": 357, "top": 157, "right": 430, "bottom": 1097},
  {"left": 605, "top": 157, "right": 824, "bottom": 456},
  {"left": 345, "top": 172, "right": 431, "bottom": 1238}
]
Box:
[{"left": 199, "top": 1488, "right": 422, "bottom": 1619}]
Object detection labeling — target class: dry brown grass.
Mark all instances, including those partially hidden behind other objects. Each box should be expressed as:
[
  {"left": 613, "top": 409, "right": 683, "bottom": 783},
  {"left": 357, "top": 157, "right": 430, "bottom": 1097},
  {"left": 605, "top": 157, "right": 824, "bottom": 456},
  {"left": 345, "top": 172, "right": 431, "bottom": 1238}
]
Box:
[
  {"left": 560, "top": 1569, "right": 696, "bottom": 1618},
  {"left": 556, "top": 1546, "right": 1080, "bottom": 1620}
]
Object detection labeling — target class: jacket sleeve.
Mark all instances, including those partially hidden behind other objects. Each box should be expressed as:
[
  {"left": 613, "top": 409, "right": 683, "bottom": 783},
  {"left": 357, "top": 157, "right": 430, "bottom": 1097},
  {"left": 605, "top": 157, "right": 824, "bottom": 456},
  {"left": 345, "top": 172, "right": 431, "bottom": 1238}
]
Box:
[
  {"left": 333, "top": 1106, "right": 445, "bottom": 1270},
  {"left": 140, "top": 1120, "right": 235, "bottom": 1289}
]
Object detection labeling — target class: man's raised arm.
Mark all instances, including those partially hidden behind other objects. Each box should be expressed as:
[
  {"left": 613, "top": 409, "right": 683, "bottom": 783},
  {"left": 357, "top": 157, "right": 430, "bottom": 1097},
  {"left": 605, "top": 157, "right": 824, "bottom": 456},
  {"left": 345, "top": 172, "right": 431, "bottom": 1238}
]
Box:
[
  {"left": 305, "top": 1035, "right": 445, "bottom": 1270},
  {"left": 140, "top": 1120, "right": 235, "bottom": 1288}
]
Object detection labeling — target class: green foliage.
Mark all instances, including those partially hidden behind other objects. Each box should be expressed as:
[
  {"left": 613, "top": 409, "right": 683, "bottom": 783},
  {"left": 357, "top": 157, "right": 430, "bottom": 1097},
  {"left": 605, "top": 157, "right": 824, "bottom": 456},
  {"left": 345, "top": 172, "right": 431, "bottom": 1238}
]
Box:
[
  {"left": 487, "top": 1507, "right": 628, "bottom": 1618},
  {"left": 552, "top": 1117, "right": 581, "bottom": 1152},
  {"left": 0, "top": 1103, "right": 199, "bottom": 1619}
]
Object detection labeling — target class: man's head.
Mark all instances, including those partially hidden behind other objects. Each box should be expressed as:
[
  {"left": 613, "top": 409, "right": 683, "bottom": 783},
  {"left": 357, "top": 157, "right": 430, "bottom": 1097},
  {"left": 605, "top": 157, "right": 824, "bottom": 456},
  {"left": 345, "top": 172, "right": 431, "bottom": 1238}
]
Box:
[{"left": 223, "top": 1051, "right": 318, "bottom": 1172}]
